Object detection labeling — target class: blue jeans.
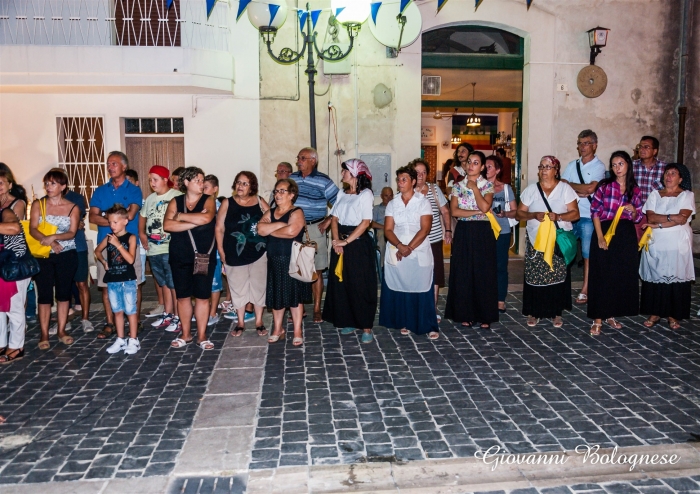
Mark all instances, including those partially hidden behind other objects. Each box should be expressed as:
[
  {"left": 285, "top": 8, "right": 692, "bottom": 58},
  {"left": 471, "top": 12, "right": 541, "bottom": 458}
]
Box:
[
  {"left": 107, "top": 280, "right": 138, "bottom": 315},
  {"left": 211, "top": 258, "right": 223, "bottom": 293},
  {"left": 25, "top": 281, "right": 36, "bottom": 318},
  {"left": 572, "top": 217, "right": 594, "bottom": 259},
  {"left": 149, "top": 254, "right": 175, "bottom": 289},
  {"left": 496, "top": 233, "right": 510, "bottom": 302}
]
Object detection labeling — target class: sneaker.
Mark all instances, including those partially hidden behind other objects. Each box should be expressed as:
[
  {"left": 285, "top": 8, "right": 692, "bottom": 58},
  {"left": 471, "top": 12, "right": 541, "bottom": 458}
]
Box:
[
  {"left": 81, "top": 319, "right": 94, "bottom": 333},
  {"left": 147, "top": 304, "right": 165, "bottom": 317},
  {"left": 244, "top": 311, "right": 255, "bottom": 323},
  {"left": 153, "top": 314, "right": 174, "bottom": 329},
  {"left": 361, "top": 332, "right": 374, "bottom": 344},
  {"left": 49, "top": 321, "right": 71, "bottom": 335},
  {"left": 74, "top": 304, "right": 82, "bottom": 312},
  {"left": 340, "top": 327, "right": 355, "bottom": 335},
  {"left": 106, "top": 337, "right": 127, "bottom": 354},
  {"left": 164, "top": 317, "right": 181, "bottom": 332},
  {"left": 218, "top": 300, "right": 234, "bottom": 312},
  {"left": 124, "top": 338, "right": 141, "bottom": 355},
  {"left": 208, "top": 315, "right": 220, "bottom": 327},
  {"left": 223, "top": 311, "right": 237, "bottom": 321}
]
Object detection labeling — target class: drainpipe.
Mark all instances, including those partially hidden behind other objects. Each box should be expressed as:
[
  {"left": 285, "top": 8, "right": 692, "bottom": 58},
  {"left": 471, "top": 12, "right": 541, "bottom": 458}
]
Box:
[{"left": 677, "top": 0, "right": 691, "bottom": 163}]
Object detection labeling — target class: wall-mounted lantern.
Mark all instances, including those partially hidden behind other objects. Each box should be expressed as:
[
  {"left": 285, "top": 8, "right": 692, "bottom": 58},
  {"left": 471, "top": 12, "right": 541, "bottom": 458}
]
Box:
[{"left": 587, "top": 26, "right": 610, "bottom": 65}]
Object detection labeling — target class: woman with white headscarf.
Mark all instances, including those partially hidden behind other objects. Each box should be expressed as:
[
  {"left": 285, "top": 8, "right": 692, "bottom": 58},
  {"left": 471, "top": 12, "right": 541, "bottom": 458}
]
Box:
[{"left": 323, "top": 159, "right": 377, "bottom": 343}]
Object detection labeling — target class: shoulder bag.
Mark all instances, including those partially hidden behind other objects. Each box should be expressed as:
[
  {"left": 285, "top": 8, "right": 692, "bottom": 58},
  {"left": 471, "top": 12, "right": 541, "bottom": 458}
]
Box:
[
  {"left": 536, "top": 183, "right": 577, "bottom": 266},
  {"left": 183, "top": 199, "right": 216, "bottom": 275},
  {"left": 289, "top": 223, "right": 318, "bottom": 283},
  {"left": 575, "top": 160, "right": 593, "bottom": 203},
  {"left": 22, "top": 199, "right": 57, "bottom": 259}
]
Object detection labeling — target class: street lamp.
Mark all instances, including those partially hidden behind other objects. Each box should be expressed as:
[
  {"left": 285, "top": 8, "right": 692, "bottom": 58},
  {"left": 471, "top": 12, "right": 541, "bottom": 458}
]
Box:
[
  {"left": 249, "top": 2, "right": 369, "bottom": 149},
  {"left": 587, "top": 26, "right": 610, "bottom": 65}
]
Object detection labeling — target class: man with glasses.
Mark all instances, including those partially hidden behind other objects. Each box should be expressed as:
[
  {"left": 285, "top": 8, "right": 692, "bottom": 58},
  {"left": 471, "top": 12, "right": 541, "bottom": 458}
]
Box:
[
  {"left": 560, "top": 129, "right": 606, "bottom": 305},
  {"left": 268, "top": 162, "right": 293, "bottom": 207},
  {"left": 632, "top": 136, "right": 666, "bottom": 239},
  {"left": 290, "top": 147, "right": 339, "bottom": 323}
]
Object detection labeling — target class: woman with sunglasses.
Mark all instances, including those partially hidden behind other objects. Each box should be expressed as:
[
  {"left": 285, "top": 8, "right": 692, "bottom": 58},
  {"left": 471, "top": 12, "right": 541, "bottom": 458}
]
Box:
[
  {"left": 516, "top": 156, "right": 579, "bottom": 328},
  {"left": 588, "top": 151, "right": 643, "bottom": 336},
  {"left": 445, "top": 151, "right": 497, "bottom": 329},
  {"left": 216, "top": 171, "right": 269, "bottom": 338}
]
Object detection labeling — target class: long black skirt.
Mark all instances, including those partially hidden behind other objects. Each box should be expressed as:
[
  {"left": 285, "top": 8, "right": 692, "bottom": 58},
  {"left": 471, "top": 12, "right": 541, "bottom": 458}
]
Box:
[
  {"left": 266, "top": 255, "right": 312, "bottom": 310},
  {"left": 640, "top": 281, "right": 692, "bottom": 320},
  {"left": 322, "top": 226, "right": 377, "bottom": 329},
  {"left": 445, "top": 221, "right": 499, "bottom": 324},
  {"left": 379, "top": 279, "right": 438, "bottom": 335},
  {"left": 587, "top": 219, "right": 639, "bottom": 319},
  {"left": 522, "top": 271, "right": 572, "bottom": 319}
]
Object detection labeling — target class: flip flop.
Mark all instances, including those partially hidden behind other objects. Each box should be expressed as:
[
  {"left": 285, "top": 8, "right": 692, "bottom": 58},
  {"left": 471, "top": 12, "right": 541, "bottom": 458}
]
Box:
[
  {"left": 198, "top": 340, "right": 214, "bottom": 350},
  {"left": 97, "top": 323, "right": 115, "bottom": 339},
  {"left": 230, "top": 326, "right": 245, "bottom": 337},
  {"left": 428, "top": 332, "right": 439, "bottom": 340},
  {"left": 313, "top": 311, "right": 323, "bottom": 323},
  {"left": 256, "top": 326, "right": 269, "bottom": 336},
  {"left": 400, "top": 328, "right": 410, "bottom": 335},
  {"left": 293, "top": 336, "right": 303, "bottom": 347},
  {"left": 170, "top": 337, "right": 193, "bottom": 349},
  {"left": 590, "top": 323, "right": 601, "bottom": 336},
  {"left": 668, "top": 319, "right": 681, "bottom": 330},
  {"left": 575, "top": 293, "right": 588, "bottom": 305},
  {"left": 643, "top": 317, "right": 660, "bottom": 328},
  {"left": 605, "top": 318, "right": 622, "bottom": 329},
  {"left": 38, "top": 340, "right": 50, "bottom": 350}
]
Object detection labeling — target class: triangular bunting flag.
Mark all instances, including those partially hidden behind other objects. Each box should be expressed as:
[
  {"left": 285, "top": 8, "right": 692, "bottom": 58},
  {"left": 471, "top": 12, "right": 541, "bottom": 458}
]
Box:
[
  {"left": 526, "top": 0, "right": 533, "bottom": 9},
  {"left": 370, "top": 2, "right": 382, "bottom": 24},
  {"left": 310, "top": 9, "right": 322, "bottom": 29},
  {"left": 206, "top": 0, "right": 216, "bottom": 18},
  {"left": 400, "top": 0, "right": 410, "bottom": 13},
  {"left": 166, "top": 0, "right": 174, "bottom": 9},
  {"left": 298, "top": 10, "right": 309, "bottom": 32},
  {"left": 474, "top": 0, "right": 485, "bottom": 11},
  {"left": 268, "top": 3, "right": 280, "bottom": 26},
  {"left": 335, "top": 7, "right": 345, "bottom": 18},
  {"left": 436, "top": 0, "right": 449, "bottom": 13},
  {"left": 236, "top": 0, "right": 252, "bottom": 20}
]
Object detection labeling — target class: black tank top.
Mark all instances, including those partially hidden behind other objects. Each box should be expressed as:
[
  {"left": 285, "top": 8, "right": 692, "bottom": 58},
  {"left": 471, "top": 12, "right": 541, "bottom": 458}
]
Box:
[
  {"left": 223, "top": 197, "right": 266, "bottom": 267},
  {"left": 266, "top": 206, "right": 304, "bottom": 257},
  {"left": 169, "top": 194, "right": 216, "bottom": 264},
  {"left": 103, "top": 232, "right": 137, "bottom": 283}
]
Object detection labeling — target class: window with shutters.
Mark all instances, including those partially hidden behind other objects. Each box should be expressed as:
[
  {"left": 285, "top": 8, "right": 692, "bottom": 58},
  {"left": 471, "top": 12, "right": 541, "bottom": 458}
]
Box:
[
  {"left": 56, "top": 117, "right": 106, "bottom": 205},
  {"left": 114, "top": 0, "right": 181, "bottom": 47}
]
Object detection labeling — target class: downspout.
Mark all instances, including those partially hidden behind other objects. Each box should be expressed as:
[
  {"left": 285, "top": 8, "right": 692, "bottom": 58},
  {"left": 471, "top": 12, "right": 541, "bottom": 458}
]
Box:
[{"left": 677, "top": 0, "right": 691, "bottom": 163}]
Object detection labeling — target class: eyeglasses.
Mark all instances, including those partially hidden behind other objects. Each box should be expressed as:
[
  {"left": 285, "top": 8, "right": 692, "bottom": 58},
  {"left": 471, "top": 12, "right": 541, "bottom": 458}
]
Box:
[
  {"left": 276, "top": 170, "right": 291, "bottom": 175},
  {"left": 538, "top": 165, "right": 556, "bottom": 170},
  {"left": 296, "top": 156, "right": 313, "bottom": 161},
  {"left": 639, "top": 144, "right": 654, "bottom": 150},
  {"left": 44, "top": 181, "right": 60, "bottom": 187},
  {"left": 235, "top": 181, "right": 250, "bottom": 187},
  {"left": 273, "top": 189, "right": 290, "bottom": 195},
  {"left": 577, "top": 141, "right": 595, "bottom": 147}
]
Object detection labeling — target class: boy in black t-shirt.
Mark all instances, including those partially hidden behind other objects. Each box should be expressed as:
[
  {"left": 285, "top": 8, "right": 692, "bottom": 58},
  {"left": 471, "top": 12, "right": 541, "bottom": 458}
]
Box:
[{"left": 95, "top": 204, "right": 140, "bottom": 355}]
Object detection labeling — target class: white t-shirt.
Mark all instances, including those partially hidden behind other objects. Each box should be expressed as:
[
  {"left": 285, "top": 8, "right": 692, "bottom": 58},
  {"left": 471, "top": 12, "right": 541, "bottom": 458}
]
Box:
[
  {"left": 561, "top": 156, "right": 606, "bottom": 218},
  {"left": 330, "top": 189, "right": 373, "bottom": 226},
  {"left": 520, "top": 181, "right": 578, "bottom": 243}
]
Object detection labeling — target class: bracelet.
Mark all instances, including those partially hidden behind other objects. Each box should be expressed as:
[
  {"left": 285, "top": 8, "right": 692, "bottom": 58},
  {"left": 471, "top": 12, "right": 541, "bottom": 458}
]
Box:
[{"left": 445, "top": 229, "right": 452, "bottom": 232}]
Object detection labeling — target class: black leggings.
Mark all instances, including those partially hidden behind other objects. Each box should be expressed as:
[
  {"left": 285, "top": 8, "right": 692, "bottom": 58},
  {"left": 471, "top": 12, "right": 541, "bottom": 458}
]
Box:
[{"left": 35, "top": 250, "right": 78, "bottom": 305}]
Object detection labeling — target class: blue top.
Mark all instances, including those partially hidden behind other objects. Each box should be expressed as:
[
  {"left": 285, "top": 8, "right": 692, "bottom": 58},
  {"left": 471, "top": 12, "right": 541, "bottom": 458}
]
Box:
[
  {"left": 90, "top": 178, "right": 143, "bottom": 243},
  {"left": 64, "top": 190, "right": 88, "bottom": 252},
  {"left": 290, "top": 168, "right": 339, "bottom": 222}
]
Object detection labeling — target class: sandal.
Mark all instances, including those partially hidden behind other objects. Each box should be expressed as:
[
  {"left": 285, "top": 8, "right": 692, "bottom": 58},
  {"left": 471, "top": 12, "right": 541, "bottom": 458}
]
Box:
[
  {"left": 58, "top": 335, "right": 74, "bottom": 345},
  {"left": 590, "top": 323, "right": 601, "bottom": 336},
  {"left": 256, "top": 325, "right": 269, "bottom": 337},
  {"left": 97, "top": 323, "right": 115, "bottom": 339},
  {"left": 230, "top": 326, "right": 245, "bottom": 337},
  {"left": 268, "top": 331, "right": 286, "bottom": 344},
  {"left": 552, "top": 316, "right": 563, "bottom": 328},
  {"left": 400, "top": 328, "right": 410, "bottom": 335},
  {"left": 38, "top": 340, "right": 50, "bottom": 350},
  {"left": 575, "top": 293, "right": 588, "bottom": 305},
  {"left": 643, "top": 316, "right": 660, "bottom": 328},
  {"left": 313, "top": 310, "right": 323, "bottom": 323},
  {"left": 605, "top": 318, "right": 622, "bottom": 329},
  {"left": 527, "top": 316, "right": 539, "bottom": 327},
  {"left": 198, "top": 340, "right": 214, "bottom": 350},
  {"left": 0, "top": 349, "right": 24, "bottom": 364},
  {"left": 170, "top": 337, "right": 193, "bottom": 349},
  {"left": 293, "top": 336, "right": 303, "bottom": 347},
  {"left": 428, "top": 332, "right": 439, "bottom": 340},
  {"left": 0, "top": 347, "right": 6, "bottom": 356},
  {"left": 480, "top": 323, "right": 491, "bottom": 330},
  {"left": 461, "top": 321, "right": 473, "bottom": 327},
  {"left": 498, "top": 302, "right": 507, "bottom": 314},
  {"left": 668, "top": 318, "right": 681, "bottom": 330}
]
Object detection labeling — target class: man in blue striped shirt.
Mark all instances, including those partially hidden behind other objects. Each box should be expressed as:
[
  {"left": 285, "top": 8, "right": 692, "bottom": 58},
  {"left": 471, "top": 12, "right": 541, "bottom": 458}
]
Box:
[{"left": 290, "top": 147, "right": 339, "bottom": 322}]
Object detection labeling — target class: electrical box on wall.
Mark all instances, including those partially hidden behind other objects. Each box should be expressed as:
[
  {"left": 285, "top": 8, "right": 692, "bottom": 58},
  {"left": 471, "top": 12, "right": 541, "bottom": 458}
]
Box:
[
  {"left": 360, "top": 153, "right": 392, "bottom": 196},
  {"left": 323, "top": 50, "right": 352, "bottom": 75}
]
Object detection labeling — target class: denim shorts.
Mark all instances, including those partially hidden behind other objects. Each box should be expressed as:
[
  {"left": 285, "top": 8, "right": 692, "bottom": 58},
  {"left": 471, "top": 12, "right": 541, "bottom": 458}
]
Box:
[
  {"left": 211, "top": 257, "right": 223, "bottom": 293},
  {"left": 107, "top": 280, "right": 138, "bottom": 316},
  {"left": 149, "top": 253, "right": 175, "bottom": 289},
  {"left": 572, "top": 217, "right": 594, "bottom": 259}
]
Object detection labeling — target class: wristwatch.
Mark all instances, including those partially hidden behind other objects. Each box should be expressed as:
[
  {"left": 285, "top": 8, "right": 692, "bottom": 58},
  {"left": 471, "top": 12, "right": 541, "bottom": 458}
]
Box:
[
  {"left": 659, "top": 223, "right": 663, "bottom": 229},
  {"left": 667, "top": 214, "right": 671, "bottom": 222}
]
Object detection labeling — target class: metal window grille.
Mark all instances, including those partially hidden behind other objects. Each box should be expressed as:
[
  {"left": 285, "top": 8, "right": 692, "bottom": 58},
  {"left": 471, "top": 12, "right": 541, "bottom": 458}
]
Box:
[
  {"left": 56, "top": 116, "right": 106, "bottom": 205},
  {"left": 125, "top": 117, "right": 184, "bottom": 134},
  {"left": 0, "top": 0, "right": 229, "bottom": 50}
]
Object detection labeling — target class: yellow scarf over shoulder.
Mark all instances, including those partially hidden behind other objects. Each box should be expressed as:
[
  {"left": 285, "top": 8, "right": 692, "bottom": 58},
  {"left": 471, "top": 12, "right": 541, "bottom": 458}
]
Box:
[
  {"left": 603, "top": 206, "right": 625, "bottom": 245},
  {"left": 533, "top": 214, "right": 556, "bottom": 270}
]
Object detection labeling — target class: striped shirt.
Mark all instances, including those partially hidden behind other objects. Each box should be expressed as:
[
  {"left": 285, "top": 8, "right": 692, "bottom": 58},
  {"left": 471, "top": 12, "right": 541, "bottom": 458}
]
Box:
[
  {"left": 290, "top": 169, "right": 339, "bottom": 222},
  {"left": 422, "top": 183, "right": 448, "bottom": 243}
]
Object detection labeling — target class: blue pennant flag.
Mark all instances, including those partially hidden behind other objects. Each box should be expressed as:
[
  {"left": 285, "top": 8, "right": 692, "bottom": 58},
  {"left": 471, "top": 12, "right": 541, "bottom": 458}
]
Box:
[
  {"left": 474, "top": 0, "right": 485, "bottom": 11},
  {"left": 166, "top": 0, "right": 173, "bottom": 8},
  {"left": 236, "top": 0, "right": 252, "bottom": 20},
  {"left": 526, "top": 0, "right": 533, "bottom": 9},
  {"left": 310, "top": 9, "right": 322, "bottom": 29},
  {"left": 268, "top": 3, "right": 280, "bottom": 26},
  {"left": 206, "top": 0, "right": 216, "bottom": 18},
  {"left": 370, "top": 2, "right": 381, "bottom": 24},
  {"left": 298, "top": 10, "right": 308, "bottom": 32},
  {"left": 400, "top": 0, "right": 410, "bottom": 13},
  {"left": 436, "top": 0, "right": 449, "bottom": 12},
  {"left": 335, "top": 7, "right": 345, "bottom": 18}
]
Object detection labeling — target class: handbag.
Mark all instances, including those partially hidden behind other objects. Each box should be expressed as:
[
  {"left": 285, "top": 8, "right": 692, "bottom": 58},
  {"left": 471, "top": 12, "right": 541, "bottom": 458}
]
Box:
[
  {"left": 22, "top": 199, "right": 57, "bottom": 259},
  {"left": 536, "top": 183, "right": 577, "bottom": 266},
  {"left": 0, "top": 209, "right": 40, "bottom": 281},
  {"left": 289, "top": 225, "right": 318, "bottom": 283},
  {"left": 503, "top": 185, "right": 519, "bottom": 228},
  {"left": 188, "top": 230, "right": 216, "bottom": 276}
]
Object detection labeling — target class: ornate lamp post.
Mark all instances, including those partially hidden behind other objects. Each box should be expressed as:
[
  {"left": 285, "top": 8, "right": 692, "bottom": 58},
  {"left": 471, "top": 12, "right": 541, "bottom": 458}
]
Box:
[{"left": 249, "top": 2, "right": 369, "bottom": 149}]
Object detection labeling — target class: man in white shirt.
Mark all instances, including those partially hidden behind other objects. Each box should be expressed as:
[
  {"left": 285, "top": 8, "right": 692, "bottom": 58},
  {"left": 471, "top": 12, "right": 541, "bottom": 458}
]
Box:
[{"left": 560, "top": 129, "right": 606, "bottom": 305}]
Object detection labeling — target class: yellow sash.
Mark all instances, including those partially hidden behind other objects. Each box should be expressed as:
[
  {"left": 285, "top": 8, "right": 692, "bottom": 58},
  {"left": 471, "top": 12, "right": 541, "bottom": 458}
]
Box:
[
  {"left": 334, "top": 253, "right": 344, "bottom": 282},
  {"left": 603, "top": 206, "right": 625, "bottom": 245},
  {"left": 485, "top": 211, "right": 502, "bottom": 239},
  {"left": 638, "top": 226, "right": 653, "bottom": 252},
  {"left": 533, "top": 214, "right": 556, "bottom": 270}
]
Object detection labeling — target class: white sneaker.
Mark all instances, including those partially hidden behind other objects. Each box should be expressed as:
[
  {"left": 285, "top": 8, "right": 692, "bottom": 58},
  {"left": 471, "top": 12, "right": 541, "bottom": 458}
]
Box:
[
  {"left": 164, "top": 317, "right": 181, "bottom": 332},
  {"left": 208, "top": 315, "right": 220, "bottom": 327},
  {"left": 151, "top": 313, "right": 170, "bottom": 328},
  {"left": 48, "top": 321, "right": 71, "bottom": 335},
  {"left": 81, "top": 319, "right": 94, "bottom": 332},
  {"left": 106, "top": 337, "right": 127, "bottom": 354},
  {"left": 191, "top": 315, "right": 196, "bottom": 322},
  {"left": 147, "top": 304, "right": 165, "bottom": 317},
  {"left": 124, "top": 338, "right": 141, "bottom": 355}
]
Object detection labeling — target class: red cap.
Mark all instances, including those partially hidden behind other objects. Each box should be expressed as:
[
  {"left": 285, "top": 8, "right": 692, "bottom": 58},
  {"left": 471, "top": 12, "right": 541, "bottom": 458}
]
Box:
[{"left": 149, "top": 165, "right": 173, "bottom": 188}]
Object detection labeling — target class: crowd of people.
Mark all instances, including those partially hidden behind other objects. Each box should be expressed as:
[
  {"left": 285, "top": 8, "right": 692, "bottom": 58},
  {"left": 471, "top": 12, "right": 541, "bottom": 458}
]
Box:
[{"left": 0, "top": 130, "right": 694, "bottom": 363}]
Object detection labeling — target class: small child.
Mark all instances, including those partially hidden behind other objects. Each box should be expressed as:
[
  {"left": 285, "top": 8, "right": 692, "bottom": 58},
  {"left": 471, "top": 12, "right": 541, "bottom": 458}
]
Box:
[
  {"left": 95, "top": 204, "right": 141, "bottom": 354},
  {"left": 203, "top": 175, "right": 223, "bottom": 326}
]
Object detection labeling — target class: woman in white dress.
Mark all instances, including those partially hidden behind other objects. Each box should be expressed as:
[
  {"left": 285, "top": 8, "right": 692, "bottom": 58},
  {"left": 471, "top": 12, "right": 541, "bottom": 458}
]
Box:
[
  {"left": 379, "top": 165, "right": 438, "bottom": 339},
  {"left": 640, "top": 163, "right": 695, "bottom": 330}
]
